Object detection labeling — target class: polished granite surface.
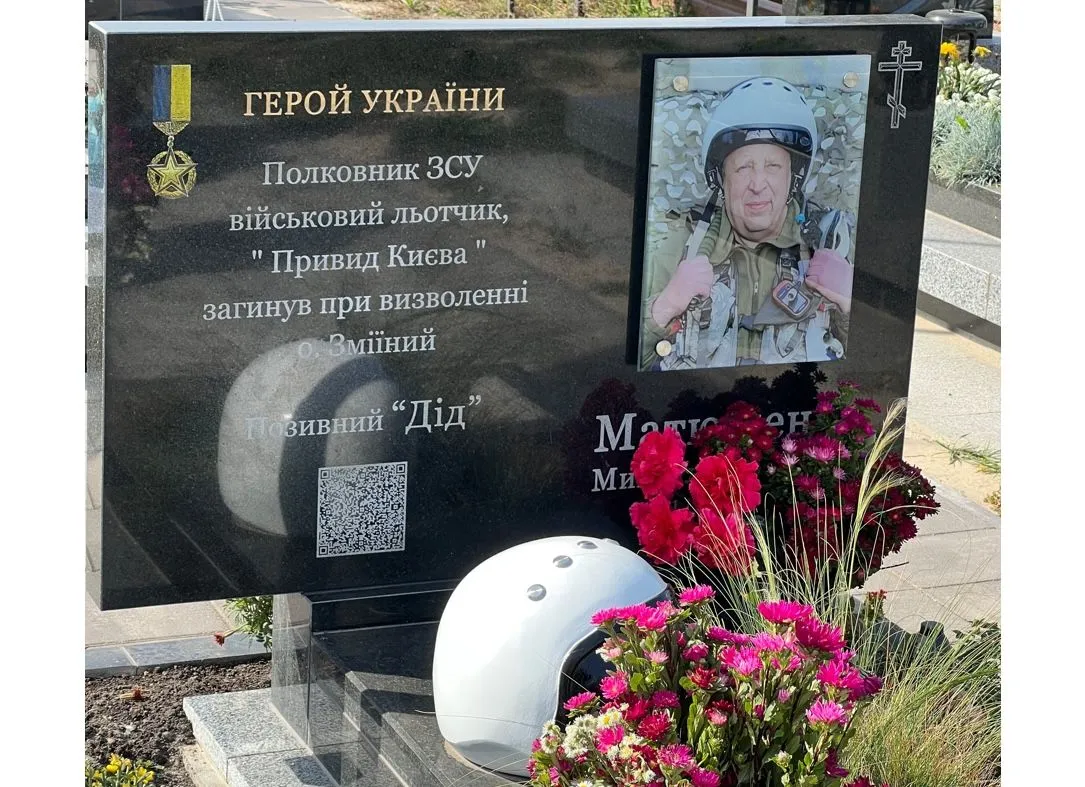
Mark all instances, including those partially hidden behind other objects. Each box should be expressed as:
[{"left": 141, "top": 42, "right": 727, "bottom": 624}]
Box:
[{"left": 88, "top": 18, "right": 941, "bottom": 609}]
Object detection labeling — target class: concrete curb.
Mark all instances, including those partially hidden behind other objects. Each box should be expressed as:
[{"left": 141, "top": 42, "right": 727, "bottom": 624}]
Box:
[{"left": 86, "top": 634, "right": 270, "bottom": 677}]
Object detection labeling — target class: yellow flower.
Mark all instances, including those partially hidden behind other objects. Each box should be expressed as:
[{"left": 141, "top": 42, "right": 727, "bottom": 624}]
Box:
[
  {"left": 105, "top": 763, "right": 120, "bottom": 774},
  {"left": 940, "top": 41, "right": 960, "bottom": 59},
  {"left": 974, "top": 45, "right": 991, "bottom": 58}
]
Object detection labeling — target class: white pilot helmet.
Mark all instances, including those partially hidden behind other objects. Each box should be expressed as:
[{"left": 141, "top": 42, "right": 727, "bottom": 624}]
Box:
[
  {"left": 432, "top": 535, "right": 668, "bottom": 776},
  {"left": 700, "top": 77, "right": 819, "bottom": 200}
]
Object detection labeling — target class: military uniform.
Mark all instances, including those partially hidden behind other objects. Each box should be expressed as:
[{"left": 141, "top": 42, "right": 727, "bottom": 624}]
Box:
[{"left": 641, "top": 198, "right": 850, "bottom": 371}]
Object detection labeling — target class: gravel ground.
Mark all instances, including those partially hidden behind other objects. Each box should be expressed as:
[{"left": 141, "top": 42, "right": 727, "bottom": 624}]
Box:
[{"left": 85, "top": 660, "right": 271, "bottom": 787}]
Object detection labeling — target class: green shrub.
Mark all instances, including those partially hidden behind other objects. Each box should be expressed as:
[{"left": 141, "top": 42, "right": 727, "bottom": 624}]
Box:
[
  {"left": 930, "top": 99, "right": 1001, "bottom": 187},
  {"left": 218, "top": 595, "right": 273, "bottom": 651},
  {"left": 85, "top": 755, "right": 155, "bottom": 787}
]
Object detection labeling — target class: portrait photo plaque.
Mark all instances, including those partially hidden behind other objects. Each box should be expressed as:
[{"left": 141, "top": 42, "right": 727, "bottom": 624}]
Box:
[{"left": 637, "top": 55, "right": 870, "bottom": 372}]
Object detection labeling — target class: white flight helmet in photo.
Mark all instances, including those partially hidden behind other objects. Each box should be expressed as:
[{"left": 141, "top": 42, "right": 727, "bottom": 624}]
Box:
[
  {"left": 432, "top": 535, "right": 668, "bottom": 776},
  {"left": 701, "top": 76, "right": 819, "bottom": 201}
]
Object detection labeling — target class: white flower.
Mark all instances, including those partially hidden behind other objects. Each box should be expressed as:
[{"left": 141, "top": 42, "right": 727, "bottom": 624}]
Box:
[{"left": 598, "top": 708, "right": 623, "bottom": 727}]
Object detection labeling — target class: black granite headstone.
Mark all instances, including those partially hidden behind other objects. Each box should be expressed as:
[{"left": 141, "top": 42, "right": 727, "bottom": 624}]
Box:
[{"left": 87, "top": 17, "right": 940, "bottom": 610}]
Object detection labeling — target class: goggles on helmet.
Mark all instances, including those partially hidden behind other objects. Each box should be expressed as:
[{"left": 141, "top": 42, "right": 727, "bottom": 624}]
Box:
[{"left": 554, "top": 588, "right": 672, "bottom": 725}]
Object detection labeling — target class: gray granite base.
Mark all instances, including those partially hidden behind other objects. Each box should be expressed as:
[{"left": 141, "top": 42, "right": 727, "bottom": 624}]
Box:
[
  {"left": 186, "top": 620, "right": 521, "bottom": 786},
  {"left": 309, "top": 623, "right": 519, "bottom": 787},
  {"left": 184, "top": 688, "right": 373, "bottom": 787}
]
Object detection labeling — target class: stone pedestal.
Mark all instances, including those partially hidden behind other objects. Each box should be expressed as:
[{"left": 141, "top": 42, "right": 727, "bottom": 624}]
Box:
[{"left": 268, "top": 587, "right": 519, "bottom": 786}]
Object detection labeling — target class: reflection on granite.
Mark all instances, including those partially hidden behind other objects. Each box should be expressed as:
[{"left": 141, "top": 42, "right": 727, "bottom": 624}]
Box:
[{"left": 271, "top": 594, "right": 313, "bottom": 745}]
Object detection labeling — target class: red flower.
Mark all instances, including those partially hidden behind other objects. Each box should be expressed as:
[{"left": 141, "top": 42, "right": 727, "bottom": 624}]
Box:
[
  {"left": 690, "top": 449, "right": 761, "bottom": 516},
  {"left": 636, "top": 711, "right": 671, "bottom": 742},
  {"left": 631, "top": 428, "right": 687, "bottom": 499},
  {"left": 825, "top": 749, "right": 850, "bottom": 778},
  {"left": 625, "top": 697, "right": 651, "bottom": 722},
  {"left": 694, "top": 508, "right": 756, "bottom": 576},
  {"left": 630, "top": 496, "right": 695, "bottom": 565},
  {"left": 687, "top": 666, "right": 718, "bottom": 690}
]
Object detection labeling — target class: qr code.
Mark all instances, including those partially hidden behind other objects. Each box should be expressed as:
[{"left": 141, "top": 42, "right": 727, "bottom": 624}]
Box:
[{"left": 316, "top": 462, "right": 408, "bottom": 558}]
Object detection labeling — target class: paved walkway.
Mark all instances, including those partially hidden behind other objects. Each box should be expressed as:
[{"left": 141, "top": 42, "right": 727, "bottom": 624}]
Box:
[{"left": 85, "top": 222, "right": 1002, "bottom": 669}]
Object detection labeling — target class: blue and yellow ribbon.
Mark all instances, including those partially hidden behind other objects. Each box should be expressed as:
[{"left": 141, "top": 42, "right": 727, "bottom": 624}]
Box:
[{"left": 152, "top": 64, "right": 191, "bottom": 136}]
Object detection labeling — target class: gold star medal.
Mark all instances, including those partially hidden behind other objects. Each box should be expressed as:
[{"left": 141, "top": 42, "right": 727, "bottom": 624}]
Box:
[{"left": 147, "top": 65, "right": 197, "bottom": 198}]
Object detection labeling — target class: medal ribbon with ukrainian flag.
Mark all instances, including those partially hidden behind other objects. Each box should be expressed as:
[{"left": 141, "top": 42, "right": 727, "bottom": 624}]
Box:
[{"left": 147, "top": 65, "right": 197, "bottom": 198}]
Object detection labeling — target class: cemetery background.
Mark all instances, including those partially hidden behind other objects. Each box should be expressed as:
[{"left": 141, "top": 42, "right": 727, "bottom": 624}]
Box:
[{"left": 84, "top": 5, "right": 1001, "bottom": 787}]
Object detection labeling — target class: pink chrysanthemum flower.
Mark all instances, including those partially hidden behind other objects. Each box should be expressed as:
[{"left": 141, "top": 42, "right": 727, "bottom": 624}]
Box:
[
  {"left": 777, "top": 688, "right": 793, "bottom": 703},
  {"left": 595, "top": 725, "right": 624, "bottom": 752},
  {"left": 658, "top": 743, "right": 693, "bottom": 770},
  {"left": 590, "top": 607, "right": 625, "bottom": 626},
  {"left": 637, "top": 711, "right": 672, "bottom": 742},
  {"left": 654, "top": 599, "right": 680, "bottom": 617},
  {"left": 705, "top": 706, "right": 729, "bottom": 725},
  {"left": 802, "top": 438, "right": 837, "bottom": 462},
  {"left": 780, "top": 452, "right": 799, "bottom": 468},
  {"left": 679, "top": 584, "right": 716, "bottom": 605},
  {"left": 599, "top": 672, "right": 628, "bottom": 700},
  {"left": 781, "top": 436, "right": 798, "bottom": 453},
  {"left": 600, "top": 645, "right": 623, "bottom": 662},
  {"left": 816, "top": 660, "right": 851, "bottom": 688},
  {"left": 690, "top": 767, "right": 722, "bottom": 787},
  {"left": 682, "top": 642, "right": 710, "bottom": 662},
  {"left": 795, "top": 616, "right": 846, "bottom": 653},
  {"left": 562, "top": 691, "right": 598, "bottom": 712},
  {"left": 752, "top": 632, "right": 787, "bottom": 651},
  {"left": 651, "top": 690, "right": 679, "bottom": 709},
  {"left": 832, "top": 466, "right": 847, "bottom": 481},
  {"left": 723, "top": 646, "right": 762, "bottom": 677},
  {"left": 757, "top": 601, "right": 814, "bottom": 625},
  {"left": 632, "top": 606, "right": 668, "bottom": 631},
  {"left": 647, "top": 650, "right": 669, "bottom": 665},
  {"left": 806, "top": 698, "right": 849, "bottom": 727},
  {"left": 855, "top": 397, "right": 882, "bottom": 413},
  {"left": 617, "top": 604, "right": 650, "bottom": 622}
]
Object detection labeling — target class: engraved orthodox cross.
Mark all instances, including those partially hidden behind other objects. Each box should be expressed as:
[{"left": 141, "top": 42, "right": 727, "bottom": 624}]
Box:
[{"left": 878, "top": 40, "right": 922, "bottom": 129}]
